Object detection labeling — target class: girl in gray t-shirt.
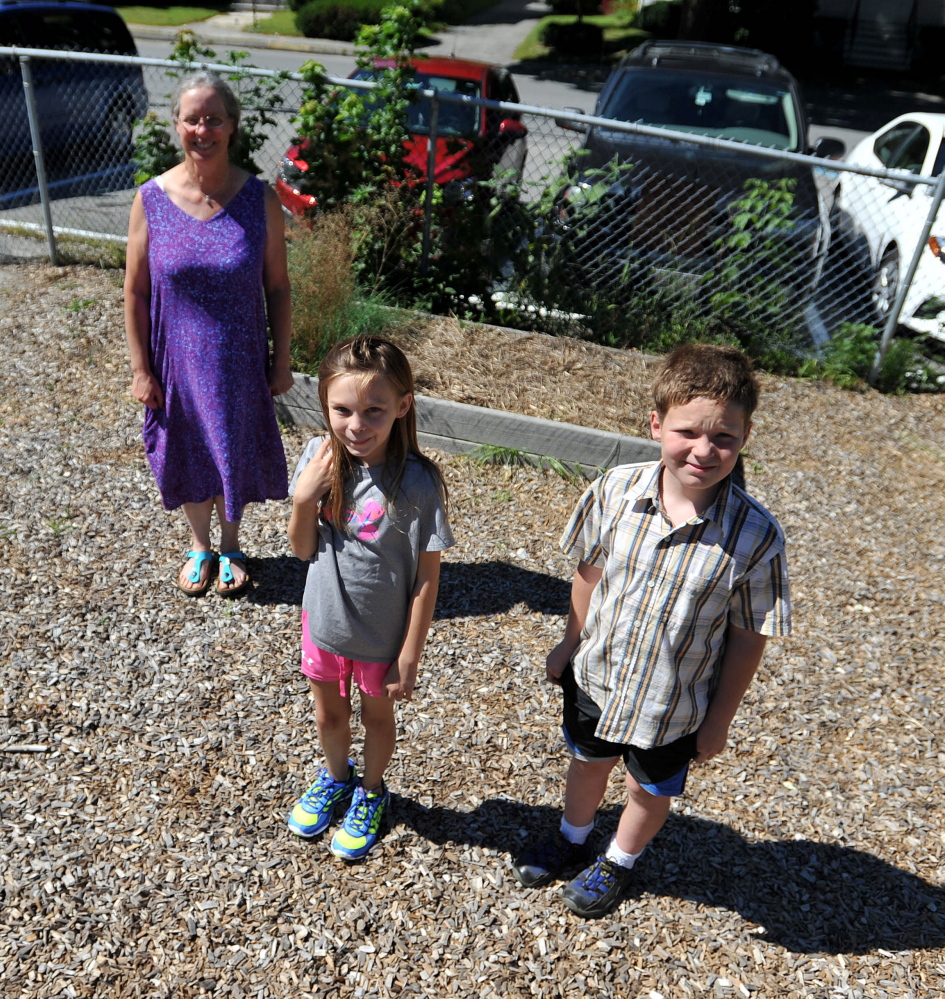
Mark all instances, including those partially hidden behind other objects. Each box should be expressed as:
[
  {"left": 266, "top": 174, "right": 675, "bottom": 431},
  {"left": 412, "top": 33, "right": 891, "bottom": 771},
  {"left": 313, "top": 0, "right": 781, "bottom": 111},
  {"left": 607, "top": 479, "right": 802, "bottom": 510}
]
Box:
[{"left": 286, "top": 336, "right": 454, "bottom": 861}]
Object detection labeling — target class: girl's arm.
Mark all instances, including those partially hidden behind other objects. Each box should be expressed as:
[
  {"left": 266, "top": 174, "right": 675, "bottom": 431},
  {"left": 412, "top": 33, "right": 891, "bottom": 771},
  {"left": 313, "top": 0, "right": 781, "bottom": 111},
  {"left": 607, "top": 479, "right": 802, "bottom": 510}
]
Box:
[
  {"left": 262, "top": 185, "right": 293, "bottom": 397},
  {"left": 123, "top": 193, "right": 163, "bottom": 409},
  {"left": 288, "top": 438, "right": 332, "bottom": 560},
  {"left": 545, "top": 560, "right": 603, "bottom": 684},
  {"left": 385, "top": 549, "right": 442, "bottom": 702},
  {"left": 694, "top": 624, "right": 767, "bottom": 764}
]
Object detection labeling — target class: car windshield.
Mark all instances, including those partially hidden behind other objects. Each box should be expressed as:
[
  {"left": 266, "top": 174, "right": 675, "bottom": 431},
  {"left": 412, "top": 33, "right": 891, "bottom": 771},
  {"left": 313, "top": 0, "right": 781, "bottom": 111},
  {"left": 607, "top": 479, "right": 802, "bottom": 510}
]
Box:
[
  {"left": 353, "top": 70, "right": 481, "bottom": 137},
  {"left": 600, "top": 69, "right": 800, "bottom": 151}
]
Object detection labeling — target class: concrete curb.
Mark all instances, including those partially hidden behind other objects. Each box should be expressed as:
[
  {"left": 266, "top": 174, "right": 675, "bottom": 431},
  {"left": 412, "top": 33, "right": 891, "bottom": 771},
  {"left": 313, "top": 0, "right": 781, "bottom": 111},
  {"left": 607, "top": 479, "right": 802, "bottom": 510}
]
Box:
[
  {"left": 275, "top": 374, "right": 661, "bottom": 472},
  {"left": 130, "top": 23, "right": 356, "bottom": 56}
]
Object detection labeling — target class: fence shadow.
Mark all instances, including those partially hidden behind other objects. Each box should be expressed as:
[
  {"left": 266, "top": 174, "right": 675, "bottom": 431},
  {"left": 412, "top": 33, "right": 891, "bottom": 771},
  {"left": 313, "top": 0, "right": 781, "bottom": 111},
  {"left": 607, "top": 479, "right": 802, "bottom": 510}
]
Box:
[
  {"left": 246, "top": 557, "right": 570, "bottom": 617},
  {"left": 389, "top": 795, "right": 945, "bottom": 955}
]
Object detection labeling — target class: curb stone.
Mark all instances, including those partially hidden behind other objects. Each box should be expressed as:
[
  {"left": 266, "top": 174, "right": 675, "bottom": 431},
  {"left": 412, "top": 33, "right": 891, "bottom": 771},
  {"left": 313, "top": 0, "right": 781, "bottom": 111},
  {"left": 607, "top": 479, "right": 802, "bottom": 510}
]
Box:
[
  {"left": 276, "top": 374, "right": 661, "bottom": 473},
  {"left": 130, "top": 22, "right": 356, "bottom": 56}
]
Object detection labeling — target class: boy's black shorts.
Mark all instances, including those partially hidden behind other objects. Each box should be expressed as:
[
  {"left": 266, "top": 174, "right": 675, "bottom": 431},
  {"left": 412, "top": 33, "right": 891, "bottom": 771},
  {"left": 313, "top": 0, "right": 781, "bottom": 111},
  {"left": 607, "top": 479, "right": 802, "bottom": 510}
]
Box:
[{"left": 560, "top": 663, "right": 697, "bottom": 791}]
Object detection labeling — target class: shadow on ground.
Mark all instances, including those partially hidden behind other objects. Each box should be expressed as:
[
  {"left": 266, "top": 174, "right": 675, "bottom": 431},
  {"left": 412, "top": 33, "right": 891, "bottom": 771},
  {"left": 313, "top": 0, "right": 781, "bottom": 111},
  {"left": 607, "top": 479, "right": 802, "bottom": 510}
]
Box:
[
  {"left": 390, "top": 796, "right": 945, "bottom": 955},
  {"left": 246, "top": 557, "right": 571, "bottom": 617}
]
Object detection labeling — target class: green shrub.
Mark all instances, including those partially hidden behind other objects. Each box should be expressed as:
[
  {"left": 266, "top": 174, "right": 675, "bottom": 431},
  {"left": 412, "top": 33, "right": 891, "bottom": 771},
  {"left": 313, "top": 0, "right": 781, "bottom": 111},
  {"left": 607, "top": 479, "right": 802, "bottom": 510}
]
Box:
[
  {"left": 132, "top": 111, "right": 180, "bottom": 184},
  {"left": 432, "top": 0, "right": 505, "bottom": 23},
  {"left": 636, "top": 0, "right": 679, "bottom": 33},
  {"left": 295, "top": 0, "right": 386, "bottom": 40},
  {"left": 795, "top": 322, "right": 942, "bottom": 394},
  {"left": 539, "top": 20, "right": 604, "bottom": 55}
]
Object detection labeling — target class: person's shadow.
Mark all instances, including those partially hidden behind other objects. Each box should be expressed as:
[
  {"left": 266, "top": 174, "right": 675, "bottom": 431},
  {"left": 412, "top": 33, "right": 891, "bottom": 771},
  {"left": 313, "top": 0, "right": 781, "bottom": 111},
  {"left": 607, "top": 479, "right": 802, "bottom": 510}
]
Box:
[
  {"left": 387, "top": 796, "right": 945, "bottom": 954},
  {"left": 246, "top": 558, "right": 571, "bottom": 616}
]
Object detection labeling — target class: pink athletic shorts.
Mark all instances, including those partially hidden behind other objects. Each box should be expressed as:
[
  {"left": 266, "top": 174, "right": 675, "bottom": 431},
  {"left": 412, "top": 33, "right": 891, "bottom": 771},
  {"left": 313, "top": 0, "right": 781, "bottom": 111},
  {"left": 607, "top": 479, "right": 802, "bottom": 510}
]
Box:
[{"left": 300, "top": 610, "right": 390, "bottom": 698}]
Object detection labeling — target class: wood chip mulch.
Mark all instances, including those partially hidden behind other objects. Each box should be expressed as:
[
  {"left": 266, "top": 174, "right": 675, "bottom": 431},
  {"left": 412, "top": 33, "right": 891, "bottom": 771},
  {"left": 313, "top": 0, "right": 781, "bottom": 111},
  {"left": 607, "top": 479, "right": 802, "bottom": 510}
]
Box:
[{"left": 1, "top": 264, "right": 944, "bottom": 999}]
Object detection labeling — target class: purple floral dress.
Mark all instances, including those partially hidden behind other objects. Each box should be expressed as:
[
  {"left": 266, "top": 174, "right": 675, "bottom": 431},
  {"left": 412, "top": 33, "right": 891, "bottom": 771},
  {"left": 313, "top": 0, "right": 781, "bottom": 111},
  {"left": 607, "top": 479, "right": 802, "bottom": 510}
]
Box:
[{"left": 140, "top": 175, "right": 288, "bottom": 523}]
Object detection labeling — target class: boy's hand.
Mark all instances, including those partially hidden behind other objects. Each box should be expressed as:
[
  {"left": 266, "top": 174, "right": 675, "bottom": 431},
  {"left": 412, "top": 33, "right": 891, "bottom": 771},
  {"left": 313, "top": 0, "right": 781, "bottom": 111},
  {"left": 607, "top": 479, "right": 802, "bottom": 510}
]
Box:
[
  {"left": 693, "top": 716, "right": 730, "bottom": 763},
  {"left": 294, "top": 438, "right": 332, "bottom": 506},
  {"left": 545, "top": 642, "right": 571, "bottom": 685},
  {"left": 384, "top": 659, "right": 417, "bottom": 702}
]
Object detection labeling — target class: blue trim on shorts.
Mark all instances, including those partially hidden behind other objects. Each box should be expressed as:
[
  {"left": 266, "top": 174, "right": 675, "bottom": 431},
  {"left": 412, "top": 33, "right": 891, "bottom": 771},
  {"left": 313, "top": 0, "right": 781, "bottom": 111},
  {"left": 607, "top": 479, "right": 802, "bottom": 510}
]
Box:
[{"left": 638, "top": 764, "right": 689, "bottom": 797}]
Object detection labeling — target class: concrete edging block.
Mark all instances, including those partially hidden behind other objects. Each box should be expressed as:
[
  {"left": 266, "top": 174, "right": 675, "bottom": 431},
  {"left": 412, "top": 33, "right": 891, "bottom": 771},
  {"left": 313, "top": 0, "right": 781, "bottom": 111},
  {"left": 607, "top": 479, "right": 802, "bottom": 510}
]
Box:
[{"left": 275, "top": 373, "right": 660, "bottom": 471}]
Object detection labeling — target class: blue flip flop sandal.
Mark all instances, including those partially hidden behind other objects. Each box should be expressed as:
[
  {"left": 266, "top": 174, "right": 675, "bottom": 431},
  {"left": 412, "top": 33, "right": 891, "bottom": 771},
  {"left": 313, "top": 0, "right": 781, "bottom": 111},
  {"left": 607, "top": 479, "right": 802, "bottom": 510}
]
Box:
[
  {"left": 177, "top": 550, "right": 217, "bottom": 597},
  {"left": 217, "top": 551, "right": 251, "bottom": 597}
]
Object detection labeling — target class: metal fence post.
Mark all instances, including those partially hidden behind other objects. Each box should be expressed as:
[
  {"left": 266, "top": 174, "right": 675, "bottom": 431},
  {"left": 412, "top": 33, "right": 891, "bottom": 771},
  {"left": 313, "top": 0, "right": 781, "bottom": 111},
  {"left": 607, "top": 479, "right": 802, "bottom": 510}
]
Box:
[
  {"left": 870, "top": 167, "right": 945, "bottom": 384},
  {"left": 420, "top": 92, "right": 439, "bottom": 276},
  {"left": 18, "top": 54, "right": 58, "bottom": 266}
]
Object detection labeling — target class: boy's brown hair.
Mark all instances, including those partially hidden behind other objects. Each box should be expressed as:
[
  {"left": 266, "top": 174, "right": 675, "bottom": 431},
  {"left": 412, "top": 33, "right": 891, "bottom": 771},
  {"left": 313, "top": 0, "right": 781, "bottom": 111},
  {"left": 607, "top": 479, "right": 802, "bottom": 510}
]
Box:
[{"left": 651, "top": 344, "right": 759, "bottom": 420}]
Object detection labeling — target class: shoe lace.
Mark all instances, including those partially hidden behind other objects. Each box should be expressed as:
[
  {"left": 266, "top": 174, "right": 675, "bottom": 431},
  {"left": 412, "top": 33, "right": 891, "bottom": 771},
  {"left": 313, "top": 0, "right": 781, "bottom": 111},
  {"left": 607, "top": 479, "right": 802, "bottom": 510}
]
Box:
[
  {"left": 579, "top": 859, "right": 618, "bottom": 892},
  {"left": 302, "top": 770, "right": 346, "bottom": 810},
  {"left": 345, "top": 787, "right": 383, "bottom": 835}
]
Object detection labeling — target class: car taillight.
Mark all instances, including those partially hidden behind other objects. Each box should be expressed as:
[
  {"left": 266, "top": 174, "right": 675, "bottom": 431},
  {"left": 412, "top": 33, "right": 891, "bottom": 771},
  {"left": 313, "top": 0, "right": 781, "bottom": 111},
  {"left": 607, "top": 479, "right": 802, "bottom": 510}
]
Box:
[
  {"left": 929, "top": 236, "right": 945, "bottom": 261},
  {"left": 279, "top": 155, "right": 305, "bottom": 183}
]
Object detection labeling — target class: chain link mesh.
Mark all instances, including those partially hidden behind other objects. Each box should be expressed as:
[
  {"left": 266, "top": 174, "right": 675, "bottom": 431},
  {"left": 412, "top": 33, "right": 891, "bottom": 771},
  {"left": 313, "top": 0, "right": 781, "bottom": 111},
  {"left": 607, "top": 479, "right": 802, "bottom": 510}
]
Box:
[{"left": 2, "top": 48, "right": 943, "bottom": 349}]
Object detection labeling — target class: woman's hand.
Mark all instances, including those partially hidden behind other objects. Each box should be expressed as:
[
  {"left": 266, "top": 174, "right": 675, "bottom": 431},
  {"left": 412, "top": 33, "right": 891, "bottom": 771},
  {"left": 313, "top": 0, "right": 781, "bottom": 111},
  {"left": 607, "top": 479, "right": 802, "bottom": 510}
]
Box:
[
  {"left": 268, "top": 363, "right": 294, "bottom": 397},
  {"left": 130, "top": 370, "right": 164, "bottom": 409},
  {"left": 294, "top": 437, "right": 333, "bottom": 506}
]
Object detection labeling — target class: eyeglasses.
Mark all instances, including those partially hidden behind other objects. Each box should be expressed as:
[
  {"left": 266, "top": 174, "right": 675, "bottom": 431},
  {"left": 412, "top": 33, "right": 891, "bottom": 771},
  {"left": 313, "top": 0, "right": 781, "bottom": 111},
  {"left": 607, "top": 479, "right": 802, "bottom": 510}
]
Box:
[{"left": 178, "top": 115, "right": 229, "bottom": 130}]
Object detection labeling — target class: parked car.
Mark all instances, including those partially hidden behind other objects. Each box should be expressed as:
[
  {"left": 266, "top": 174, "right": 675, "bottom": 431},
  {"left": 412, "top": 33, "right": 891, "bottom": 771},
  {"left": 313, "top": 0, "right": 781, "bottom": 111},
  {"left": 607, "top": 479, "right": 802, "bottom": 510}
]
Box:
[
  {"left": 275, "top": 57, "right": 527, "bottom": 218},
  {"left": 832, "top": 112, "right": 945, "bottom": 340},
  {"left": 0, "top": 0, "right": 148, "bottom": 204},
  {"left": 548, "top": 41, "right": 844, "bottom": 308}
]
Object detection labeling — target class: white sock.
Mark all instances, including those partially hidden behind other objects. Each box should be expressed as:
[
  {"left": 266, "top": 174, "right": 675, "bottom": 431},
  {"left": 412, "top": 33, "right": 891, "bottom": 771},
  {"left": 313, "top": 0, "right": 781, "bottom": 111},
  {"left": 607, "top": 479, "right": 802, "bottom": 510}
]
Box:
[
  {"left": 605, "top": 839, "right": 644, "bottom": 870},
  {"left": 560, "top": 817, "right": 594, "bottom": 845}
]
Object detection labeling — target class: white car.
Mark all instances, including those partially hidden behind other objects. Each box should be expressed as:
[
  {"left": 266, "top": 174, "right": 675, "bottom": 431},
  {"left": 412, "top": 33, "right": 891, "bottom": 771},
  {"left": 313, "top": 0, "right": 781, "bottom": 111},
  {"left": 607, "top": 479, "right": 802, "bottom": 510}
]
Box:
[{"left": 834, "top": 111, "right": 945, "bottom": 340}]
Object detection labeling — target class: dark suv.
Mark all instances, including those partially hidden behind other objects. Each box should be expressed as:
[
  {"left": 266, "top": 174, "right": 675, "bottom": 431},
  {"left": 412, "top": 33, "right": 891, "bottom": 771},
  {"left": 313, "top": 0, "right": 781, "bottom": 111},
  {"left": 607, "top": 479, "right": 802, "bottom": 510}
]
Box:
[
  {"left": 551, "top": 41, "right": 844, "bottom": 304},
  {"left": 0, "top": 0, "right": 148, "bottom": 204}
]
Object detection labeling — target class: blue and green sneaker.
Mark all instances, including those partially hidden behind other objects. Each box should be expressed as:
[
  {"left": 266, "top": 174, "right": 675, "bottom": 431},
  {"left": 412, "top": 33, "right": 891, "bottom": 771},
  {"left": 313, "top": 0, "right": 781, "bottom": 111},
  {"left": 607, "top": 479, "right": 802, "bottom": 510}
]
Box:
[
  {"left": 287, "top": 761, "right": 357, "bottom": 838},
  {"left": 329, "top": 782, "right": 390, "bottom": 860}
]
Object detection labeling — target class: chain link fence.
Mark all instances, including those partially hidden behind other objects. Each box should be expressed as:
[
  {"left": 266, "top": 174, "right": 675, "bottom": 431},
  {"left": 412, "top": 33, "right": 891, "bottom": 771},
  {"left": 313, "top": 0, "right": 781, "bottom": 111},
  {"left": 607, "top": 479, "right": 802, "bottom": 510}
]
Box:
[{"left": 3, "top": 47, "right": 945, "bottom": 357}]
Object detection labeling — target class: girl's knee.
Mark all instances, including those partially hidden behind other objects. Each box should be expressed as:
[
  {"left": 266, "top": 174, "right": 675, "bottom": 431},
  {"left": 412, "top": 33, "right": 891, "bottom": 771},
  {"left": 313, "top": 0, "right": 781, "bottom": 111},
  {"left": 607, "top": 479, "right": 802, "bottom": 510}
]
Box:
[
  {"left": 359, "top": 692, "right": 395, "bottom": 727},
  {"left": 309, "top": 681, "right": 352, "bottom": 730}
]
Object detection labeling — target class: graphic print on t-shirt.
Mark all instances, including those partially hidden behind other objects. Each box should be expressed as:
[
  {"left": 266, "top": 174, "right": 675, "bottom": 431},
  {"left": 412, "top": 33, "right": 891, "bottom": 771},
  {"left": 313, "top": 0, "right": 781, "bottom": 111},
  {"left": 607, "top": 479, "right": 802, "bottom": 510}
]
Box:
[{"left": 346, "top": 500, "right": 386, "bottom": 540}]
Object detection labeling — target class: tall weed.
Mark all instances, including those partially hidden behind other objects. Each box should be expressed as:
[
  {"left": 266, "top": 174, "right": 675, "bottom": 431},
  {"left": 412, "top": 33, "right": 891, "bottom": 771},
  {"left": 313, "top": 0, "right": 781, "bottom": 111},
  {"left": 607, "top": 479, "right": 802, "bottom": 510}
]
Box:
[{"left": 287, "top": 211, "right": 411, "bottom": 374}]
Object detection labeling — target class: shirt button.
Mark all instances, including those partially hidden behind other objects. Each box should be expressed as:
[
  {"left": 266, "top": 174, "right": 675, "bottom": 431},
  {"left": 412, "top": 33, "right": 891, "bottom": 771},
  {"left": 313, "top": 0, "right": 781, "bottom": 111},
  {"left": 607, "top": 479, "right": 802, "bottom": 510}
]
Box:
[{"left": 647, "top": 580, "right": 656, "bottom": 587}]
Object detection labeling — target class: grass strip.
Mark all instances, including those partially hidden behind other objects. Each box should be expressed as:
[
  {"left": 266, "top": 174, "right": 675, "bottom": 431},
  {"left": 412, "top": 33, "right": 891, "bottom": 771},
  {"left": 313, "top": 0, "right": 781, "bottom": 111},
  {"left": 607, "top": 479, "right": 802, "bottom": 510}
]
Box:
[
  {"left": 117, "top": 5, "right": 225, "bottom": 25},
  {"left": 248, "top": 10, "right": 302, "bottom": 35}
]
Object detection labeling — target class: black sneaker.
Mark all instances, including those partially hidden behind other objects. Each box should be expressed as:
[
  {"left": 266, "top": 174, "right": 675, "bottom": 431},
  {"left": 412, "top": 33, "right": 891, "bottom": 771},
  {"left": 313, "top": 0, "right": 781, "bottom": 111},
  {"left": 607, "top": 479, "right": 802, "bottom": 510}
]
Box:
[
  {"left": 511, "top": 831, "right": 593, "bottom": 887},
  {"left": 561, "top": 856, "right": 635, "bottom": 918}
]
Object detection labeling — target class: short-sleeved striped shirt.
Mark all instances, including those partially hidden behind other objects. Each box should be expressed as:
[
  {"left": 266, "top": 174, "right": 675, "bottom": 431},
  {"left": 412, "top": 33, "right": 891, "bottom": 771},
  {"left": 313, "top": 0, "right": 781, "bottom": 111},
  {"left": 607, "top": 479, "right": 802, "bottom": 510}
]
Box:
[{"left": 562, "top": 461, "right": 791, "bottom": 748}]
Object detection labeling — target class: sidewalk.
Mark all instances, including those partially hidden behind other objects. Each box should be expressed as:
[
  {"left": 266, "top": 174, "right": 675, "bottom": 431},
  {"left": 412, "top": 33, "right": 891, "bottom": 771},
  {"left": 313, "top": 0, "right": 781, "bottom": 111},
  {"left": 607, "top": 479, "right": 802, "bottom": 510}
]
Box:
[{"left": 128, "top": 0, "right": 546, "bottom": 63}]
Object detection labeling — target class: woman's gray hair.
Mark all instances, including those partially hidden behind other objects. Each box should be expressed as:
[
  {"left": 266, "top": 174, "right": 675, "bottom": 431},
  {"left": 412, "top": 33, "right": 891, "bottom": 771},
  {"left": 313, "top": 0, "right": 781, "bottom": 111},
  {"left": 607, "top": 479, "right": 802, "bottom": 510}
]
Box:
[{"left": 171, "top": 71, "right": 241, "bottom": 150}]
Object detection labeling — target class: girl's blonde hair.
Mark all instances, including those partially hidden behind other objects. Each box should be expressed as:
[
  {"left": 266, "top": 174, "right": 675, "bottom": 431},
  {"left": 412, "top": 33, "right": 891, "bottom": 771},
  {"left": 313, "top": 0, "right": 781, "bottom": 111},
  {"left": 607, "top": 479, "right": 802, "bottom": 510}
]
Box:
[{"left": 317, "top": 336, "right": 447, "bottom": 530}]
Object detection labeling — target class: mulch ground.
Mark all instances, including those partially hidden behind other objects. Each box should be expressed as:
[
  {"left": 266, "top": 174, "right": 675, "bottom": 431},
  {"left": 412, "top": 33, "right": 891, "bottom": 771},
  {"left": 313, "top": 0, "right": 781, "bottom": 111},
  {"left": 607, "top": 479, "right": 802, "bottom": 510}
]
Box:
[{"left": 1, "top": 262, "right": 943, "bottom": 999}]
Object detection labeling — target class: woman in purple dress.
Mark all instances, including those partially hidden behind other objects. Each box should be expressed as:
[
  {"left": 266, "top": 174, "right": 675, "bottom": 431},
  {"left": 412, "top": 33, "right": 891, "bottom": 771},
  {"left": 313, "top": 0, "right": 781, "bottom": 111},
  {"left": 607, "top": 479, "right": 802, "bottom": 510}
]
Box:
[{"left": 124, "top": 71, "right": 292, "bottom": 597}]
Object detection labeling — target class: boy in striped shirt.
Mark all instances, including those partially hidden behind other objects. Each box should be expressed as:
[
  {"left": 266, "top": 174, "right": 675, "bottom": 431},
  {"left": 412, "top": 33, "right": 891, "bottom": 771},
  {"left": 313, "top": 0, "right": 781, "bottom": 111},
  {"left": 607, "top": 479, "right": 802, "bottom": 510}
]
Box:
[{"left": 512, "top": 344, "right": 791, "bottom": 918}]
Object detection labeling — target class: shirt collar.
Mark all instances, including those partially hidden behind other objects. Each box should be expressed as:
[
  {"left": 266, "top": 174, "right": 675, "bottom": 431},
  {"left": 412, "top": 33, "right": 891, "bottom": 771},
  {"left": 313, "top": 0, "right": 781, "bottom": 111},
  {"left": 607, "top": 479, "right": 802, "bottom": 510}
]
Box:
[{"left": 643, "top": 462, "right": 735, "bottom": 532}]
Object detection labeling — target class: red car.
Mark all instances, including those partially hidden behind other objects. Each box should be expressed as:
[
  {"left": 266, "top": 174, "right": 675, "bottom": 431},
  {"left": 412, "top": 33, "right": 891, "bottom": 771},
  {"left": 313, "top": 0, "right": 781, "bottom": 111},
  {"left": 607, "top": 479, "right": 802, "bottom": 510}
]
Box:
[{"left": 276, "top": 57, "right": 528, "bottom": 217}]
